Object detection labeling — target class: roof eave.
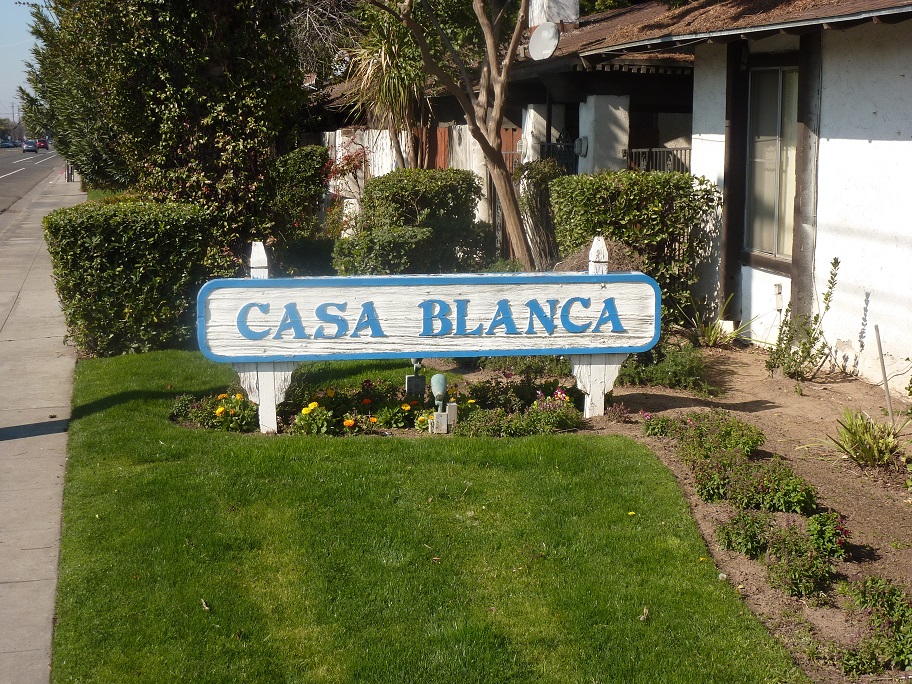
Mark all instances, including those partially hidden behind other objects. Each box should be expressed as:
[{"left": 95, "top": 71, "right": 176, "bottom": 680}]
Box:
[{"left": 579, "top": 3, "right": 912, "bottom": 56}]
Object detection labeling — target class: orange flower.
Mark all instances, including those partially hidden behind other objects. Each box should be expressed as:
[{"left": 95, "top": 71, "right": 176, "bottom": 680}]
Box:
[
  {"left": 343, "top": 419, "right": 355, "bottom": 428},
  {"left": 369, "top": 416, "right": 378, "bottom": 423},
  {"left": 362, "top": 398, "right": 372, "bottom": 405}
]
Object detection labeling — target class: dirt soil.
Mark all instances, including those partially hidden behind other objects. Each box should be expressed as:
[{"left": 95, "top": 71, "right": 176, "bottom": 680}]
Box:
[{"left": 434, "top": 347, "right": 912, "bottom": 683}]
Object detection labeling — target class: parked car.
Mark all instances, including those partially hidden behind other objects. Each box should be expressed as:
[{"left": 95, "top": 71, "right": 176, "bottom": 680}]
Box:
[
  {"left": 0, "top": 140, "right": 16, "bottom": 148},
  {"left": 22, "top": 140, "right": 38, "bottom": 153},
  {"left": 36, "top": 139, "right": 48, "bottom": 149}
]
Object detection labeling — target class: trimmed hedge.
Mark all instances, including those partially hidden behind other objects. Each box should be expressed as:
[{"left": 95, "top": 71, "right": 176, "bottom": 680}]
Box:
[
  {"left": 333, "top": 168, "right": 495, "bottom": 274},
  {"left": 550, "top": 171, "right": 721, "bottom": 322},
  {"left": 269, "top": 145, "right": 330, "bottom": 234},
  {"left": 44, "top": 201, "right": 208, "bottom": 356}
]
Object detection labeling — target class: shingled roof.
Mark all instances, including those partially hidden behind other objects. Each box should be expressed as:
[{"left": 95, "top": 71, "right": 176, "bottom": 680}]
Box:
[{"left": 546, "top": 0, "right": 912, "bottom": 58}]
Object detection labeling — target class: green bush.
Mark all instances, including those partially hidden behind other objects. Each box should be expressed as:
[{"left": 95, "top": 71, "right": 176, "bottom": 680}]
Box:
[
  {"left": 843, "top": 577, "right": 912, "bottom": 671},
  {"left": 333, "top": 168, "right": 496, "bottom": 274},
  {"left": 333, "top": 223, "right": 435, "bottom": 275},
  {"left": 269, "top": 145, "right": 329, "bottom": 230},
  {"left": 475, "top": 355, "right": 573, "bottom": 377},
  {"left": 44, "top": 201, "right": 208, "bottom": 356},
  {"left": 451, "top": 401, "right": 585, "bottom": 438},
  {"left": 717, "top": 510, "right": 774, "bottom": 559},
  {"left": 692, "top": 453, "right": 816, "bottom": 515},
  {"left": 617, "top": 344, "right": 712, "bottom": 396},
  {"left": 807, "top": 512, "right": 850, "bottom": 560},
  {"left": 550, "top": 171, "right": 720, "bottom": 324},
  {"left": 641, "top": 414, "right": 681, "bottom": 438},
  {"left": 765, "top": 525, "right": 833, "bottom": 597},
  {"left": 675, "top": 409, "right": 766, "bottom": 462}
]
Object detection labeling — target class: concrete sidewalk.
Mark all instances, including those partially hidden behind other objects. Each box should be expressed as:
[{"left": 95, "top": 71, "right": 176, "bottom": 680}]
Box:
[{"left": 0, "top": 164, "right": 86, "bottom": 684}]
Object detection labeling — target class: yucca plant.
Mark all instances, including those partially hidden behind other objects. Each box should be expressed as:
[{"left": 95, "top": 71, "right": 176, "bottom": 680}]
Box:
[
  {"left": 677, "top": 292, "right": 753, "bottom": 348},
  {"left": 829, "top": 408, "right": 909, "bottom": 469}
]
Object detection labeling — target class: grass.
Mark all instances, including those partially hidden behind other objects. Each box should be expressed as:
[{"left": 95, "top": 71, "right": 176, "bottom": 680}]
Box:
[{"left": 52, "top": 351, "right": 807, "bottom": 683}]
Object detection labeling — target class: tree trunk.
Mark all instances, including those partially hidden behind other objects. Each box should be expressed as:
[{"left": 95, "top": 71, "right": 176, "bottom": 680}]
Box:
[
  {"left": 488, "top": 160, "right": 534, "bottom": 270},
  {"left": 388, "top": 119, "right": 407, "bottom": 169},
  {"left": 519, "top": 176, "right": 560, "bottom": 270}
]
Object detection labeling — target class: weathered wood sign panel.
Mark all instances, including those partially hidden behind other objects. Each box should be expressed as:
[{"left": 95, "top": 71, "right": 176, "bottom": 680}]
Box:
[{"left": 198, "top": 272, "right": 660, "bottom": 363}]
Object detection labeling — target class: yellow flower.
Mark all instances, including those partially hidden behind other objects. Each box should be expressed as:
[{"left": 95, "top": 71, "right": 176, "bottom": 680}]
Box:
[
  {"left": 467, "top": 399, "right": 476, "bottom": 404},
  {"left": 628, "top": 512, "right": 636, "bottom": 516},
  {"left": 235, "top": 393, "right": 244, "bottom": 401},
  {"left": 308, "top": 401, "right": 319, "bottom": 410},
  {"left": 301, "top": 407, "right": 312, "bottom": 415},
  {"left": 401, "top": 404, "right": 411, "bottom": 411},
  {"left": 343, "top": 419, "right": 355, "bottom": 428},
  {"left": 326, "top": 389, "right": 335, "bottom": 398},
  {"left": 215, "top": 406, "right": 226, "bottom": 416},
  {"left": 217, "top": 394, "right": 228, "bottom": 400},
  {"left": 417, "top": 415, "right": 427, "bottom": 423}
]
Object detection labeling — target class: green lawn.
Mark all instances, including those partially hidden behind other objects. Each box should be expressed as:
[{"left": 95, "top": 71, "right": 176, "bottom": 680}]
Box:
[{"left": 52, "top": 351, "right": 806, "bottom": 683}]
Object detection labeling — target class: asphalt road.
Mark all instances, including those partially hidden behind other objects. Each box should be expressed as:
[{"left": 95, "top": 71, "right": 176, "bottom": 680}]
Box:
[{"left": 0, "top": 147, "right": 67, "bottom": 215}]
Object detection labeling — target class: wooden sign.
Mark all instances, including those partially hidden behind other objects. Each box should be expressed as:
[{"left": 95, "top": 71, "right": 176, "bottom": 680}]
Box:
[{"left": 197, "top": 272, "right": 660, "bottom": 364}]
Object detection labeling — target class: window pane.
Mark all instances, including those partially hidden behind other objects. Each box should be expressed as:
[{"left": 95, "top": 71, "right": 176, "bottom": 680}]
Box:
[
  {"left": 746, "top": 67, "right": 799, "bottom": 258},
  {"left": 747, "top": 70, "right": 780, "bottom": 254},
  {"left": 777, "top": 69, "right": 799, "bottom": 257}
]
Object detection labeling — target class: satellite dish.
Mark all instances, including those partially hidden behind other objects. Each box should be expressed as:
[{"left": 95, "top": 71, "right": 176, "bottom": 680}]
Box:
[{"left": 528, "top": 22, "right": 560, "bottom": 61}]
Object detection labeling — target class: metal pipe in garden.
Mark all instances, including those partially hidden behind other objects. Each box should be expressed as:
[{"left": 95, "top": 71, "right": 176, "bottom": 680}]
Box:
[{"left": 874, "top": 324, "right": 895, "bottom": 428}]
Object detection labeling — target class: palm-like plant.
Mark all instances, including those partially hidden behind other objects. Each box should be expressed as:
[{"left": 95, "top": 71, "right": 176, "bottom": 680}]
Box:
[{"left": 346, "top": 13, "right": 429, "bottom": 169}]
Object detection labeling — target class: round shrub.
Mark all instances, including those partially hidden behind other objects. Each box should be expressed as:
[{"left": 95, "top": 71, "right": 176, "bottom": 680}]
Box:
[{"left": 333, "top": 168, "right": 495, "bottom": 274}]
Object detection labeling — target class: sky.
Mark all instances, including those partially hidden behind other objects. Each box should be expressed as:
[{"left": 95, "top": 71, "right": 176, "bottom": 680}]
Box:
[{"left": 0, "top": 0, "right": 38, "bottom": 123}]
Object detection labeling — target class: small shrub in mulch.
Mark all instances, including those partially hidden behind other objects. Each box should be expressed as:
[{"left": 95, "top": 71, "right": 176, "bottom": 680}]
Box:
[
  {"left": 765, "top": 524, "right": 834, "bottom": 598},
  {"left": 717, "top": 510, "right": 774, "bottom": 559},
  {"left": 839, "top": 577, "right": 912, "bottom": 674}
]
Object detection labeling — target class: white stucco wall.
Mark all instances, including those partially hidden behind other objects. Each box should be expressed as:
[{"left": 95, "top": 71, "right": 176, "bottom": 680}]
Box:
[
  {"left": 657, "top": 113, "right": 692, "bottom": 148},
  {"left": 690, "top": 44, "right": 728, "bottom": 308},
  {"left": 690, "top": 25, "right": 912, "bottom": 392},
  {"left": 577, "top": 95, "right": 630, "bottom": 173},
  {"left": 521, "top": 105, "right": 566, "bottom": 163},
  {"left": 447, "top": 124, "right": 491, "bottom": 223},
  {"left": 814, "top": 22, "right": 912, "bottom": 387}
]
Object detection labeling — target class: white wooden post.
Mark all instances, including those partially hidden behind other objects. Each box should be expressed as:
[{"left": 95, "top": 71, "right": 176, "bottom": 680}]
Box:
[
  {"left": 233, "top": 242, "right": 297, "bottom": 433},
  {"left": 569, "top": 236, "right": 628, "bottom": 418}
]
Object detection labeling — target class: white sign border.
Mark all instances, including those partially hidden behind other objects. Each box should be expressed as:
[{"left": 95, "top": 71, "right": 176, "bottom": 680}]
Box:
[{"left": 197, "top": 272, "right": 661, "bottom": 363}]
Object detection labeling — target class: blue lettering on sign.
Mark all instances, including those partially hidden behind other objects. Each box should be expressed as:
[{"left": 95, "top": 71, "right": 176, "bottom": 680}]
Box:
[
  {"left": 417, "top": 297, "right": 627, "bottom": 337},
  {"left": 274, "top": 303, "right": 310, "bottom": 339},
  {"left": 237, "top": 302, "right": 271, "bottom": 340},
  {"left": 455, "top": 299, "right": 483, "bottom": 336},
  {"left": 418, "top": 299, "right": 453, "bottom": 337},
  {"left": 351, "top": 302, "right": 386, "bottom": 338},
  {"left": 486, "top": 299, "right": 520, "bottom": 335},
  {"left": 592, "top": 298, "right": 626, "bottom": 333},
  {"left": 525, "top": 299, "right": 558, "bottom": 335},
  {"left": 314, "top": 302, "right": 348, "bottom": 339},
  {"left": 237, "top": 301, "right": 388, "bottom": 340},
  {"left": 560, "top": 297, "right": 592, "bottom": 334}
]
